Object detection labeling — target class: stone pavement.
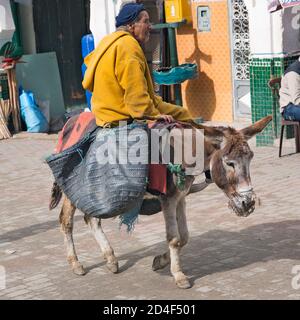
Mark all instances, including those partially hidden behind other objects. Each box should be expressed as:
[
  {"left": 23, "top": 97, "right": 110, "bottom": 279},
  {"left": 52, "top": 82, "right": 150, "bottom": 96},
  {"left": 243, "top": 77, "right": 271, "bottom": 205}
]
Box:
[{"left": 1, "top": 130, "right": 300, "bottom": 300}]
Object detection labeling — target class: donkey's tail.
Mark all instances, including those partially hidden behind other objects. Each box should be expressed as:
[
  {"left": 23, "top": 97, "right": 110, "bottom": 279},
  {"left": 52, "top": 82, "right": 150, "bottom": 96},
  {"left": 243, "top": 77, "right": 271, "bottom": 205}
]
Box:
[{"left": 49, "top": 182, "right": 62, "bottom": 210}]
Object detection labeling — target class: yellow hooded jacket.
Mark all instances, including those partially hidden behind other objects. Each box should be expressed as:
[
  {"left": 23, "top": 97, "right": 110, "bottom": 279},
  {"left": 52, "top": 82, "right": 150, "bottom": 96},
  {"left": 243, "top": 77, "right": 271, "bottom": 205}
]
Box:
[{"left": 82, "top": 31, "right": 192, "bottom": 127}]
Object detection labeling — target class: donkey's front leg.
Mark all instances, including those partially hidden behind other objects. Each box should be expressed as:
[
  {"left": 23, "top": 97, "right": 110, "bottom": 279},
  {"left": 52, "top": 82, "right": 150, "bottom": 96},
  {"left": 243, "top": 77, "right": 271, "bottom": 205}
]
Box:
[
  {"left": 59, "top": 197, "right": 86, "bottom": 275},
  {"left": 152, "top": 198, "right": 189, "bottom": 273},
  {"left": 152, "top": 251, "right": 170, "bottom": 271},
  {"left": 162, "top": 198, "right": 191, "bottom": 289},
  {"left": 176, "top": 198, "right": 189, "bottom": 249}
]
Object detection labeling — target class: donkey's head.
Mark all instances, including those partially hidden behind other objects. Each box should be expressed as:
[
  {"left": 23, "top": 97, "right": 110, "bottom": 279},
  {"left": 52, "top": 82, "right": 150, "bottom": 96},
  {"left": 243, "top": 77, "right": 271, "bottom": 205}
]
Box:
[{"left": 204, "top": 116, "right": 272, "bottom": 217}]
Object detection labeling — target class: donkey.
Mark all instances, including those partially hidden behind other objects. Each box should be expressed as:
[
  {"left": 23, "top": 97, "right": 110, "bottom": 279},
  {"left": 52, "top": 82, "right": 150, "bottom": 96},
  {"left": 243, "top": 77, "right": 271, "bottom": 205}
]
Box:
[{"left": 50, "top": 115, "right": 271, "bottom": 289}]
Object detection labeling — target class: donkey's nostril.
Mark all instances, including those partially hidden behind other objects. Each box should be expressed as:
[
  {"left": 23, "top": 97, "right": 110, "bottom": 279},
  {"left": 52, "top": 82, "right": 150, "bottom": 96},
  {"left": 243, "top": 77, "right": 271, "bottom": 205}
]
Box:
[{"left": 242, "top": 198, "right": 253, "bottom": 210}]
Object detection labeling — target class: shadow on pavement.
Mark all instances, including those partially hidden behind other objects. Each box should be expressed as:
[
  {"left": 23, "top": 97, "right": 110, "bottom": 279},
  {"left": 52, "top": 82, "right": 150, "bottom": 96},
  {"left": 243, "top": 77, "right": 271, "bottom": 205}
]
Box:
[{"left": 84, "top": 220, "right": 300, "bottom": 286}]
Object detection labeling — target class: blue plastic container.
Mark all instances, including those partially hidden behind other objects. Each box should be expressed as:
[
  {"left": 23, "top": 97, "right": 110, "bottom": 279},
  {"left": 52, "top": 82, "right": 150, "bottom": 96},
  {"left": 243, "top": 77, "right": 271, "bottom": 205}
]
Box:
[
  {"left": 153, "top": 63, "right": 198, "bottom": 85},
  {"left": 19, "top": 89, "right": 49, "bottom": 133},
  {"left": 81, "top": 34, "right": 95, "bottom": 58},
  {"left": 81, "top": 63, "right": 93, "bottom": 108},
  {"left": 81, "top": 34, "right": 95, "bottom": 109}
]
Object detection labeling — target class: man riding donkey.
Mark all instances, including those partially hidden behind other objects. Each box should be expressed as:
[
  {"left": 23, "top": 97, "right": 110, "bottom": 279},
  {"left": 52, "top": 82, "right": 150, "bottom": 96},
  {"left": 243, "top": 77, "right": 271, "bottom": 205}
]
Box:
[
  {"left": 47, "top": 2, "right": 272, "bottom": 289},
  {"left": 82, "top": 1, "right": 212, "bottom": 182}
]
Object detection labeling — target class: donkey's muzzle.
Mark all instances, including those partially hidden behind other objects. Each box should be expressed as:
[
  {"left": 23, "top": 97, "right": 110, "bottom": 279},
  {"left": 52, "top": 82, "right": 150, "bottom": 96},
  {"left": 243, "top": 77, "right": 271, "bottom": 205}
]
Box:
[{"left": 229, "top": 192, "right": 256, "bottom": 217}]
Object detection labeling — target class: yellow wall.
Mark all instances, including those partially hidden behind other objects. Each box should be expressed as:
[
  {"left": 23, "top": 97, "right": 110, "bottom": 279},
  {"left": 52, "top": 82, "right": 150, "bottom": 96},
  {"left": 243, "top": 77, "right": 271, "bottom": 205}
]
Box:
[{"left": 177, "top": 1, "right": 233, "bottom": 121}]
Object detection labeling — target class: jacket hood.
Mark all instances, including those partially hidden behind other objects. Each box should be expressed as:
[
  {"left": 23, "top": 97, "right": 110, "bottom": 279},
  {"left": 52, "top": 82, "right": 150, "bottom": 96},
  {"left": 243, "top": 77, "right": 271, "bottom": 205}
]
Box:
[{"left": 82, "top": 31, "right": 130, "bottom": 92}]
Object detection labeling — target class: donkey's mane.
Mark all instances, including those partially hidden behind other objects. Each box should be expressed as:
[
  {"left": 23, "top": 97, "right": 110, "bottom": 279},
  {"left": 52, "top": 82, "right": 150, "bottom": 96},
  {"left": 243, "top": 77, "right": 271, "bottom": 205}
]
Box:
[{"left": 222, "top": 130, "right": 251, "bottom": 157}]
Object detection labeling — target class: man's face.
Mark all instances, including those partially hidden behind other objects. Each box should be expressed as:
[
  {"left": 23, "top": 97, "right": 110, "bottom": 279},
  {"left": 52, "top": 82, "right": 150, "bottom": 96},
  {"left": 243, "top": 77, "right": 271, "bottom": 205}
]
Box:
[{"left": 132, "top": 11, "right": 151, "bottom": 44}]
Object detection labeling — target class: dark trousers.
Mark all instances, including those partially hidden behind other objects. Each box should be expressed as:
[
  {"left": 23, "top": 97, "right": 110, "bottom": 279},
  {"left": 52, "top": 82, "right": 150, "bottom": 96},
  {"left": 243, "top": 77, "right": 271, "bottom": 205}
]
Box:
[{"left": 283, "top": 103, "right": 300, "bottom": 121}]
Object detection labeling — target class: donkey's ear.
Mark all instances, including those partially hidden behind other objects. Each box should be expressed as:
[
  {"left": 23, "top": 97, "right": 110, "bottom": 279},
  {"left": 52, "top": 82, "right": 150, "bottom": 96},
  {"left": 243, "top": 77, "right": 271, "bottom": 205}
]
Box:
[{"left": 239, "top": 115, "right": 272, "bottom": 140}]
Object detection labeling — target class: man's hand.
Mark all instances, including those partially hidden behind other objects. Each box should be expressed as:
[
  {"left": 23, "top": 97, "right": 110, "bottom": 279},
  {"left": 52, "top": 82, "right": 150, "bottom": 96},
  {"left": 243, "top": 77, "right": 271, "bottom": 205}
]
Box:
[{"left": 158, "top": 115, "right": 174, "bottom": 123}]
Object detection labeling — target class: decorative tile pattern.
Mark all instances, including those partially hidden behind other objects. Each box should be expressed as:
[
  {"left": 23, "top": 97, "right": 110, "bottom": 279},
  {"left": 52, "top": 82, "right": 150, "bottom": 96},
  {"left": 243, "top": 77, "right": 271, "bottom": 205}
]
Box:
[{"left": 231, "top": 0, "right": 250, "bottom": 81}]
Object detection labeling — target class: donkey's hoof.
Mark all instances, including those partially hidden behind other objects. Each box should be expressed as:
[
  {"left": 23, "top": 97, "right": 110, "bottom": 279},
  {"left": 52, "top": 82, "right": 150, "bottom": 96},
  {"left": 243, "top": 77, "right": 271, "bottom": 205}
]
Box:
[
  {"left": 106, "top": 262, "right": 119, "bottom": 274},
  {"left": 176, "top": 278, "right": 191, "bottom": 289},
  {"left": 152, "top": 256, "right": 163, "bottom": 271},
  {"left": 72, "top": 264, "right": 86, "bottom": 276},
  {"left": 152, "top": 255, "right": 169, "bottom": 271}
]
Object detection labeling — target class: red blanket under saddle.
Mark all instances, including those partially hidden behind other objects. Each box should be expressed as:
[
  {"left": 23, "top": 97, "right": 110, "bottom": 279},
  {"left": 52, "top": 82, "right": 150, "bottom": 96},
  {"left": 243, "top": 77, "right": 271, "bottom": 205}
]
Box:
[
  {"left": 55, "top": 112, "right": 167, "bottom": 194},
  {"left": 55, "top": 112, "right": 97, "bottom": 153}
]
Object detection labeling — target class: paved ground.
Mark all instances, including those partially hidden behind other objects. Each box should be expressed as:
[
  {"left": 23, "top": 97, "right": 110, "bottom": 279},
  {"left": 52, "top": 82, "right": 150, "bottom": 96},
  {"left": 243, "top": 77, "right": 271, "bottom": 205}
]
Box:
[{"left": 1, "top": 129, "right": 300, "bottom": 300}]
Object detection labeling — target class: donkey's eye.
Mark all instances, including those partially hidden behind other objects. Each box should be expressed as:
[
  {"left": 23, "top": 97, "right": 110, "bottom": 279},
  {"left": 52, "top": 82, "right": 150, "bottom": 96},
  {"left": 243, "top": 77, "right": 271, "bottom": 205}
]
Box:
[{"left": 226, "top": 161, "right": 235, "bottom": 169}]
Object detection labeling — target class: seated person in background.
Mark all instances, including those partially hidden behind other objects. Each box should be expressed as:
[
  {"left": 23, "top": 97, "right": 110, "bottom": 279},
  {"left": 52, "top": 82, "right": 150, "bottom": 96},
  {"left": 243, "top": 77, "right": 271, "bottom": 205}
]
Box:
[{"left": 280, "top": 57, "right": 300, "bottom": 121}]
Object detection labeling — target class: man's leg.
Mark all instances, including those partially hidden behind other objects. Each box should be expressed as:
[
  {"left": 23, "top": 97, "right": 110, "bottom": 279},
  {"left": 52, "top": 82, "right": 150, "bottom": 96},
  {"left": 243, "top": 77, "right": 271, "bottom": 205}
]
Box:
[{"left": 283, "top": 103, "right": 300, "bottom": 121}]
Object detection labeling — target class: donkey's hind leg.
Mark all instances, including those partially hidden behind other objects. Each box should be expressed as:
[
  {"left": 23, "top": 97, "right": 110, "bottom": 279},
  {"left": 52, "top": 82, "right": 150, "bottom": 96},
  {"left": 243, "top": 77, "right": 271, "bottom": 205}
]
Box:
[
  {"left": 85, "top": 216, "right": 119, "bottom": 274},
  {"left": 59, "top": 197, "right": 85, "bottom": 275}
]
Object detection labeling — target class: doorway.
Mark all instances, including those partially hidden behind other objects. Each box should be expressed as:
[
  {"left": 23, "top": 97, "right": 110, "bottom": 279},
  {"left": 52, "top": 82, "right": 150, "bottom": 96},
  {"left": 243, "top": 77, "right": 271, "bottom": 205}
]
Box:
[{"left": 32, "top": 0, "right": 90, "bottom": 109}]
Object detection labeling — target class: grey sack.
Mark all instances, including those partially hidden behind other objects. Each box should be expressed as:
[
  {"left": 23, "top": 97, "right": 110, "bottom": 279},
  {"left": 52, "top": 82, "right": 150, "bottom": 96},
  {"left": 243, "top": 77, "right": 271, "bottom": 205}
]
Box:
[{"left": 46, "top": 122, "right": 149, "bottom": 219}]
